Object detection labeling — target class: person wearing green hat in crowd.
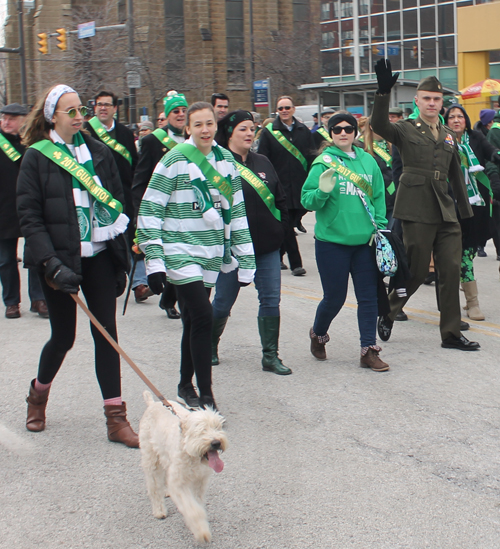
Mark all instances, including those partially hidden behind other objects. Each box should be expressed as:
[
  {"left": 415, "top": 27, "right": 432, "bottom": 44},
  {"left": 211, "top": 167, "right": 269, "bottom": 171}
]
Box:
[
  {"left": 130, "top": 90, "right": 188, "bottom": 317},
  {"left": 371, "top": 60, "right": 480, "bottom": 352}
]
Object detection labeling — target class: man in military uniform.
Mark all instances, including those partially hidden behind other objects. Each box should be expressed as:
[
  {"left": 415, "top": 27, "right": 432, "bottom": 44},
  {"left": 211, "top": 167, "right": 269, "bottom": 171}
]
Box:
[{"left": 371, "top": 59, "right": 480, "bottom": 351}]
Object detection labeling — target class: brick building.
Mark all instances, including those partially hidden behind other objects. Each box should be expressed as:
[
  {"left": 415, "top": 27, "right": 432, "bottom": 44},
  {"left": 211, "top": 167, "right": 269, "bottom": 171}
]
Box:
[{"left": 3, "top": 0, "right": 320, "bottom": 120}]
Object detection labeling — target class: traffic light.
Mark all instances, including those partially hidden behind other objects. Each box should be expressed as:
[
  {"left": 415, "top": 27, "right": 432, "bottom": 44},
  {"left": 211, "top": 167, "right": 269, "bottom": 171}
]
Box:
[
  {"left": 412, "top": 45, "right": 418, "bottom": 59},
  {"left": 372, "top": 45, "right": 380, "bottom": 56},
  {"left": 56, "top": 28, "right": 67, "bottom": 51},
  {"left": 37, "top": 33, "right": 48, "bottom": 55}
]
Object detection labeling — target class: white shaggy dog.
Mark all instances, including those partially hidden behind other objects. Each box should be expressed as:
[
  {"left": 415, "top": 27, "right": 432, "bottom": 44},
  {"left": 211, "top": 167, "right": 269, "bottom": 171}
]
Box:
[{"left": 139, "top": 391, "right": 228, "bottom": 543}]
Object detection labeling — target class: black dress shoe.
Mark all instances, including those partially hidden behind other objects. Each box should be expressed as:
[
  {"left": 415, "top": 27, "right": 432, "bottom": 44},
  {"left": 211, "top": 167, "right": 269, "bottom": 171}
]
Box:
[
  {"left": 377, "top": 316, "right": 393, "bottom": 341},
  {"left": 441, "top": 334, "right": 480, "bottom": 351},
  {"left": 296, "top": 222, "right": 307, "bottom": 233},
  {"left": 280, "top": 261, "right": 288, "bottom": 270},
  {"left": 394, "top": 310, "right": 408, "bottom": 321},
  {"left": 460, "top": 320, "right": 470, "bottom": 331},
  {"left": 423, "top": 272, "right": 435, "bottom": 285},
  {"left": 166, "top": 307, "right": 181, "bottom": 319}
]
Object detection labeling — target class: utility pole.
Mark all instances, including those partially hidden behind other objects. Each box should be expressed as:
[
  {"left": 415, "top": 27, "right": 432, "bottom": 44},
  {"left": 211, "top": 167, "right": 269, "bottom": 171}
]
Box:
[
  {"left": 0, "top": 1, "right": 28, "bottom": 105},
  {"left": 127, "top": 0, "right": 136, "bottom": 124},
  {"left": 249, "top": 0, "right": 255, "bottom": 110}
]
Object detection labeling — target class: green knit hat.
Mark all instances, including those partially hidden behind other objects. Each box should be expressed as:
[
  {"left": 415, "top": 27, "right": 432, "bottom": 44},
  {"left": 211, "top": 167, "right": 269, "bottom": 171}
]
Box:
[{"left": 163, "top": 90, "right": 188, "bottom": 117}]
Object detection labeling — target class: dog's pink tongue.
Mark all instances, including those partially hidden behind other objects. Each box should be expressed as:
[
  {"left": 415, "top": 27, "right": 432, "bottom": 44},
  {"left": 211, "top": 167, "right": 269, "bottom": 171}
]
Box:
[{"left": 207, "top": 450, "right": 224, "bottom": 473}]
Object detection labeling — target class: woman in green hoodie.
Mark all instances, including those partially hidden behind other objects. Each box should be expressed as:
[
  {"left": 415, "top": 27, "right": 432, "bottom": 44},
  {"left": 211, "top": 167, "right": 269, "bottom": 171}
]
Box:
[{"left": 301, "top": 112, "right": 389, "bottom": 371}]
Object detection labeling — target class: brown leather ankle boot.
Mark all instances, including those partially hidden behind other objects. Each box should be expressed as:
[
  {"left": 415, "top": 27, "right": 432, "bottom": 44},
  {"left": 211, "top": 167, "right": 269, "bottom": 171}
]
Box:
[
  {"left": 26, "top": 379, "right": 50, "bottom": 432},
  {"left": 103, "top": 402, "right": 139, "bottom": 448}
]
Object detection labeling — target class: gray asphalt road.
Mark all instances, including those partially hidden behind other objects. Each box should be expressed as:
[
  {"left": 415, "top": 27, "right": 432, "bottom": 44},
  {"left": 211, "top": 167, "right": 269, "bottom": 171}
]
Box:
[{"left": 2, "top": 214, "right": 500, "bottom": 548}]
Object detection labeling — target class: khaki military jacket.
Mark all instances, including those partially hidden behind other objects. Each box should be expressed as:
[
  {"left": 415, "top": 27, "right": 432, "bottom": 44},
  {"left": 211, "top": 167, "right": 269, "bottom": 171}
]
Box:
[{"left": 371, "top": 93, "right": 473, "bottom": 224}]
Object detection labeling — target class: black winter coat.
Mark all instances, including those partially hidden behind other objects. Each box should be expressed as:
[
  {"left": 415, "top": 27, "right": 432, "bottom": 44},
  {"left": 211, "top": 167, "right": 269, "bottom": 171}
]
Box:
[
  {"left": 257, "top": 117, "right": 315, "bottom": 210},
  {"left": 17, "top": 132, "right": 129, "bottom": 276},
  {"left": 131, "top": 132, "right": 168, "bottom": 217},
  {"left": 231, "top": 151, "right": 288, "bottom": 256},
  {"left": 84, "top": 120, "right": 138, "bottom": 220},
  {"left": 0, "top": 131, "right": 25, "bottom": 239}
]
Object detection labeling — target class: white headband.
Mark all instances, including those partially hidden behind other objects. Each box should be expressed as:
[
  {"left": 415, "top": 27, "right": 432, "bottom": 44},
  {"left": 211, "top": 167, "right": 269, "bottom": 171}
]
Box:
[{"left": 44, "top": 85, "right": 77, "bottom": 123}]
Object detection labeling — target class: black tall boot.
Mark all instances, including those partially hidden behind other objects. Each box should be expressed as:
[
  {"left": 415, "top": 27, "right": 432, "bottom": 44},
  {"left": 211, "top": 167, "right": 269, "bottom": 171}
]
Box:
[
  {"left": 211, "top": 316, "right": 229, "bottom": 365},
  {"left": 257, "top": 316, "right": 292, "bottom": 375}
]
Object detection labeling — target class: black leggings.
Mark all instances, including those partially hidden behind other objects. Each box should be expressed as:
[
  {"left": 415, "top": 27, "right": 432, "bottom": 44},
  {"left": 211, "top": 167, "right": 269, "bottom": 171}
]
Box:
[
  {"left": 37, "top": 250, "right": 121, "bottom": 400},
  {"left": 176, "top": 281, "right": 213, "bottom": 397}
]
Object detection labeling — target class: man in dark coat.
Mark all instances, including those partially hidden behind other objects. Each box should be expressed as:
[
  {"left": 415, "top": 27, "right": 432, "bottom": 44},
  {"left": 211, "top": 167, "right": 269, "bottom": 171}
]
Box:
[
  {"left": 0, "top": 103, "right": 47, "bottom": 319},
  {"left": 257, "top": 96, "right": 315, "bottom": 275},
  {"left": 84, "top": 91, "right": 138, "bottom": 230},
  {"left": 371, "top": 60, "right": 479, "bottom": 351}
]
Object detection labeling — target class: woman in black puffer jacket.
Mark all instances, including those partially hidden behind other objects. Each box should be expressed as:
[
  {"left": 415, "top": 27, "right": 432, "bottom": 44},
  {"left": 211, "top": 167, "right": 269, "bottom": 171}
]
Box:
[{"left": 17, "top": 84, "right": 138, "bottom": 447}]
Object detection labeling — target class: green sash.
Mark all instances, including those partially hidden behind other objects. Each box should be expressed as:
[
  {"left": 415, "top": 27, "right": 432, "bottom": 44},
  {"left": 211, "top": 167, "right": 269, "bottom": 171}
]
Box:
[
  {"left": 0, "top": 133, "right": 22, "bottom": 162},
  {"left": 313, "top": 152, "right": 374, "bottom": 201},
  {"left": 266, "top": 123, "right": 308, "bottom": 171},
  {"left": 316, "top": 127, "right": 332, "bottom": 143},
  {"left": 152, "top": 128, "right": 178, "bottom": 151},
  {"left": 235, "top": 161, "right": 281, "bottom": 221},
  {"left": 30, "top": 139, "right": 123, "bottom": 213},
  {"left": 88, "top": 117, "right": 132, "bottom": 165},
  {"left": 372, "top": 142, "right": 392, "bottom": 167}
]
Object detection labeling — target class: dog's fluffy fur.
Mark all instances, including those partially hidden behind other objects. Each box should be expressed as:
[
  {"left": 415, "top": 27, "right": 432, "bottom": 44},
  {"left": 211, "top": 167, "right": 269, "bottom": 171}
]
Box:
[{"left": 139, "top": 391, "right": 228, "bottom": 543}]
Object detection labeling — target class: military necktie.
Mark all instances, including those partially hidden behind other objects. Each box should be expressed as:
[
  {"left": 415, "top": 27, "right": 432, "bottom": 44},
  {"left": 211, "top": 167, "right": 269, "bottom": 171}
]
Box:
[{"left": 430, "top": 123, "right": 439, "bottom": 140}]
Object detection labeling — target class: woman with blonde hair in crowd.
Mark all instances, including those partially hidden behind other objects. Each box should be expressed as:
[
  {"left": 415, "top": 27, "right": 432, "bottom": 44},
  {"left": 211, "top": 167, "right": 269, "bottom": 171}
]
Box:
[{"left": 18, "top": 84, "right": 138, "bottom": 446}]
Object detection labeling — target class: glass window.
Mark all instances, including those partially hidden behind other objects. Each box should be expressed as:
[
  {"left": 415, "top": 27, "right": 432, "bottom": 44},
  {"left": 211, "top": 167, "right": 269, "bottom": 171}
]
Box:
[
  {"left": 403, "top": 40, "right": 419, "bottom": 70},
  {"left": 439, "top": 35, "right": 455, "bottom": 66},
  {"left": 455, "top": 0, "right": 472, "bottom": 4},
  {"left": 420, "top": 0, "right": 434, "bottom": 6},
  {"left": 321, "top": 1, "right": 332, "bottom": 20},
  {"left": 370, "top": 0, "right": 384, "bottom": 13},
  {"left": 371, "top": 14, "right": 384, "bottom": 42},
  {"left": 387, "top": 12, "right": 401, "bottom": 40},
  {"left": 359, "top": 0, "right": 370, "bottom": 15},
  {"left": 421, "top": 38, "right": 437, "bottom": 67},
  {"left": 165, "top": 0, "right": 185, "bottom": 68},
  {"left": 225, "top": 0, "right": 244, "bottom": 73},
  {"left": 340, "top": 18, "right": 354, "bottom": 43},
  {"left": 359, "top": 16, "right": 369, "bottom": 42},
  {"left": 341, "top": 48, "right": 355, "bottom": 75},
  {"left": 403, "top": 0, "right": 417, "bottom": 7},
  {"left": 437, "top": 4, "right": 454, "bottom": 35},
  {"left": 386, "top": 0, "right": 401, "bottom": 11},
  {"left": 322, "top": 50, "right": 341, "bottom": 76},
  {"left": 490, "top": 50, "right": 500, "bottom": 63},
  {"left": 420, "top": 7, "right": 436, "bottom": 37},
  {"left": 402, "top": 10, "right": 418, "bottom": 39},
  {"left": 359, "top": 45, "right": 371, "bottom": 73},
  {"left": 387, "top": 42, "right": 402, "bottom": 70},
  {"left": 340, "top": 0, "right": 354, "bottom": 17},
  {"left": 321, "top": 21, "right": 339, "bottom": 48}
]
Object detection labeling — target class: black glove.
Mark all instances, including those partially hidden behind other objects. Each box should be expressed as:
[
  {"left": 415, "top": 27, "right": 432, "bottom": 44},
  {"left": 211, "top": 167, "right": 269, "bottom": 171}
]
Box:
[
  {"left": 147, "top": 272, "right": 167, "bottom": 295},
  {"left": 374, "top": 59, "right": 399, "bottom": 95},
  {"left": 116, "top": 270, "right": 127, "bottom": 297},
  {"left": 44, "top": 257, "right": 82, "bottom": 294}
]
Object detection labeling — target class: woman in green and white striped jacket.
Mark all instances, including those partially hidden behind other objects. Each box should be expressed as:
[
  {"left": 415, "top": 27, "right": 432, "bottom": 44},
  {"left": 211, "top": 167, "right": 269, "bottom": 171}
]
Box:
[{"left": 137, "top": 101, "right": 255, "bottom": 410}]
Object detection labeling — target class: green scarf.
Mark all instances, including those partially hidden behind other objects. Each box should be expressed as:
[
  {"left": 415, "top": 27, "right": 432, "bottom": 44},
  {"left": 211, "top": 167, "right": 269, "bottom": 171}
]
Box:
[{"left": 458, "top": 132, "right": 489, "bottom": 208}]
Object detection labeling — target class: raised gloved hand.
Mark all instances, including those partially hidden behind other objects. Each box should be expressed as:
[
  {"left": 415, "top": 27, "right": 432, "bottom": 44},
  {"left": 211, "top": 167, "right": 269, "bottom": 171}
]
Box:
[
  {"left": 147, "top": 272, "right": 167, "bottom": 295},
  {"left": 44, "top": 257, "right": 82, "bottom": 294},
  {"left": 374, "top": 59, "right": 399, "bottom": 95},
  {"left": 319, "top": 168, "right": 337, "bottom": 193},
  {"left": 116, "top": 270, "right": 127, "bottom": 297}
]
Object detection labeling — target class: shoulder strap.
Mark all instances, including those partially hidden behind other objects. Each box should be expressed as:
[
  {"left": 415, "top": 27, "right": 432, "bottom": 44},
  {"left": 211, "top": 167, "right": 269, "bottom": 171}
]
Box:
[
  {"left": 235, "top": 161, "right": 281, "bottom": 221},
  {"left": 0, "top": 133, "right": 22, "bottom": 162},
  {"left": 152, "top": 128, "right": 178, "bottom": 151}
]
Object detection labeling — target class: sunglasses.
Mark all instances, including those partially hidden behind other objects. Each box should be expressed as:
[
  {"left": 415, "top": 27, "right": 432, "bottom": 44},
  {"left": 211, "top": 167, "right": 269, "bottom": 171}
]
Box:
[
  {"left": 170, "top": 108, "right": 186, "bottom": 115},
  {"left": 56, "top": 106, "right": 88, "bottom": 118},
  {"left": 332, "top": 125, "right": 355, "bottom": 135},
  {"left": 157, "top": 117, "right": 166, "bottom": 121},
  {"left": 277, "top": 106, "right": 292, "bottom": 111}
]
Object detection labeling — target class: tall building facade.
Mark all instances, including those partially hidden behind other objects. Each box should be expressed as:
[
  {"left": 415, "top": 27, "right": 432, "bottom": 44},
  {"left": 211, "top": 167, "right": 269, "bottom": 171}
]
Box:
[
  {"left": 320, "top": 0, "right": 500, "bottom": 92},
  {"left": 3, "top": 0, "right": 321, "bottom": 118}
]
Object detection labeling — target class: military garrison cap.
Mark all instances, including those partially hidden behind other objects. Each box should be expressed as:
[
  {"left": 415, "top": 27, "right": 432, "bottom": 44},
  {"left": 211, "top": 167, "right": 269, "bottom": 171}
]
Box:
[
  {"left": 0, "top": 103, "right": 29, "bottom": 116},
  {"left": 417, "top": 76, "right": 443, "bottom": 93},
  {"left": 388, "top": 107, "right": 403, "bottom": 115}
]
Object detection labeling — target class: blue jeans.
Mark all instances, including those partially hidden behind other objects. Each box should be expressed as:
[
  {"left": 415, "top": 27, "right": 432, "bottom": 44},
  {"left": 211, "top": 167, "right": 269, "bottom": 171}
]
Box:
[
  {"left": 212, "top": 250, "right": 281, "bottom": 318},
  {"left": 131, "top": 257, "right": 148, "bottom": 289},
  {"left": 313, "top": 239, "right": 378, "bottom": 348},
  {"left": 0, "top": 238, "right": 44, "bottom": 306}
]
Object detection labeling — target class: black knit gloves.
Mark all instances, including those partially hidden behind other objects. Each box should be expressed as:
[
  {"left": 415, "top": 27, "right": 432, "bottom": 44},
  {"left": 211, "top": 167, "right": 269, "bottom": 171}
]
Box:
[
  {"left": 147, "top": 272, "right": 167, "bottom": 295},
  {"left": 44, "top": 257, "right": 82, "bottom": 294},
  {"left": 374, "top": 59, "right": 399, "bottom": 95}
]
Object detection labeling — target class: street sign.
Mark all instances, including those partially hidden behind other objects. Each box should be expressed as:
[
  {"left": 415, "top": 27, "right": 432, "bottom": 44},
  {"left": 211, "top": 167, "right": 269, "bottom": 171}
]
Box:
[
  {"left": 125, "top": 57, "right": 142, "bottom": 71},
  {"left": 127, "top": 71, "right": 141, "bottom": 89},
  {"left": 254, "top": 80, "right": 269, "bottom": 107},
  {"left": 140, "top": 115, "right": 149, "bottom": 122},
  {"left": 77, "top": 21, "right": 96, "bottom": 39}
]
